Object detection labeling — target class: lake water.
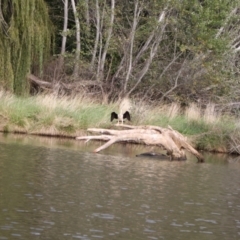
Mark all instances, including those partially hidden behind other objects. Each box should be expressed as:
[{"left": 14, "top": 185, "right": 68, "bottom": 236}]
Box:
[{"left": 0, "top": 134, "right": 240, "bottom": 240}]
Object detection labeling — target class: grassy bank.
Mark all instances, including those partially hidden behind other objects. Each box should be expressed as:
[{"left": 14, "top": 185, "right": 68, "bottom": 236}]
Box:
[{"left": 0, "top": 90, "right": 239, "bottom": 154}]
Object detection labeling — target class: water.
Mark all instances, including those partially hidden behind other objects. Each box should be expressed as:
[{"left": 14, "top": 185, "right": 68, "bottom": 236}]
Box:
[{"left": 0, "top": 134, "right": 240, "bottom": 240}]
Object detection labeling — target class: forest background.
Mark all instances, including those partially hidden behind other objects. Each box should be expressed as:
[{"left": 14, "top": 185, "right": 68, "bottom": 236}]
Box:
[
  {"left": 1, "top": 0, "right": 240, "bottom": 154},
  {"left": 1, "top": 0, "right": 240, "bottom": 106}
]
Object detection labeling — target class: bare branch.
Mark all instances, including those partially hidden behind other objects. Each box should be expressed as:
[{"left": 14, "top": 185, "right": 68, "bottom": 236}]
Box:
[
  {"left": 133, "top": 7, "right": 168, "bottom": 66},
  {"left": 215, "top": 7, "right": 238, "bottom": 38},
  {"left": 123, "top": 0, "right": 142, "bottom": 94},
  {"left": 127, "top": 21, "right": 167, "bottom": 96},
  {"left": 159, "top": 57, "right": 187, "bottom": 102}
]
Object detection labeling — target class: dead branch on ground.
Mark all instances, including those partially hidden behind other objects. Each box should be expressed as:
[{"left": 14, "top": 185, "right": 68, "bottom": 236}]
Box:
[{"left": 76, "top": 124, "right": 204, "bottom": 163}]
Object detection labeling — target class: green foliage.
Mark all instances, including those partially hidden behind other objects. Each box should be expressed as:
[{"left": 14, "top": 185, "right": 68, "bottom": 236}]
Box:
[
  {"left": 0, "top": 0, "right": 53, "bottom": 95},
  {"left": 174, "top": 0, "right": 233, "bottom": 54},
  {"left": 6, "top": 97, "right": 41, "bottom": 126},
  {"left": 1, "top": 0, "right": 239, "bottom": 103},
  {"left": 195, "top": 131, "right": 228, "bottom": 151},
  {"left": 72, "top": 105, "right": 111, "bottom": 128},
  {"left": 3, "top": 125, "right": 9, "bottom": 133},
  {"left": 37, "top": 114, "right": 55, "bottom": 126},
  {"left": 180, "top": 119, "right": 210, "bottom": 135}
]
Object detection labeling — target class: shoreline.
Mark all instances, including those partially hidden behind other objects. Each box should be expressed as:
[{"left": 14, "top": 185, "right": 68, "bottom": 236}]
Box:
[
  {"left": 0, "top": 128, "right": 235, "bottom": 157},
  {"left": 0, "top": 91, "right": 239, "bottom": 156}
]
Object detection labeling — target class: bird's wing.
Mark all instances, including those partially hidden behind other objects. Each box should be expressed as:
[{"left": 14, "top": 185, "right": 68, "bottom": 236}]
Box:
[
  {"left": 123, "top": 111, "right": 131, "bottom": 121},
  {"left": 111, "top": 112, "right": 118, "bottom": 121}
]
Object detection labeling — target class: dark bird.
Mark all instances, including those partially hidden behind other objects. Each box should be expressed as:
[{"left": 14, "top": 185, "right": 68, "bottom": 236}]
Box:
[
  {"left": 111, "top": 98, "right": 131, "bottom": 124},
  {"left": 111, "top": 111, "right": 131, "bottom": 124}
]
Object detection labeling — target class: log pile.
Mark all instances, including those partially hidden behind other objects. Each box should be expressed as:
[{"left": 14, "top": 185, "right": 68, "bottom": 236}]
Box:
[{"left": 76, "top": 124, "right": 204, "bottom": 163}]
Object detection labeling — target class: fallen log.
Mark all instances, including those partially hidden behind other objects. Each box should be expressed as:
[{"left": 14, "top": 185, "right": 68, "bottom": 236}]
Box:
[
  {"left": 76, "top": 124, "right": 204, "bottom": 163},
  {"left": 27, "top": 74, "right": 102, "bottom": 92}
]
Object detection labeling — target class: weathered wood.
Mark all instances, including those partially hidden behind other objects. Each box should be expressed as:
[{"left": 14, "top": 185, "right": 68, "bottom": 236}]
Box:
[
  {"left": 28, "top": 74, "right": 102, "bottom": 91},
  {"left": 76, "top": 124, "right": 204, "bottom": 162}
]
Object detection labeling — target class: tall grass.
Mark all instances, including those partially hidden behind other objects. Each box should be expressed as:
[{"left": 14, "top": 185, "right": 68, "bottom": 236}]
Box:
[
  {"left": 130, "top": 100, "right": 237, "bottom": 153},
  {"left": 0, "top": 90, "right": 239, "bottom": 153},
  {"left": 0, "top": 90, "right": 114, "bottom": 136}
]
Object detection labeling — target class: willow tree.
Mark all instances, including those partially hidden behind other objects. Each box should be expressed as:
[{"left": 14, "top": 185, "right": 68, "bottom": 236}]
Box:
[{"left": 0, "top": 0, "right": 52, "bottom": 95}]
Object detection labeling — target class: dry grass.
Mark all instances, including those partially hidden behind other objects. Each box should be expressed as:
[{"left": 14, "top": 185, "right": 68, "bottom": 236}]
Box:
[
  {"left": 203, "top": 103, "right": 220, "bottom": 124},
  {"left": 0, "top": 90, "right": 239, "bottom": 154},
  {"left": 0, "top": 90, "right": 110, "bottom": 135},
  {"left": 130, "top": 100, "right": 154, "bottom": 124},
  {"left": 34, "top": 93, "right": 97, "bottom": 111},
  {"left": 166, "top": 103, "right": 181, "bottom": 119},
  {"left": 185, "top": 102, "right": 221, "bottom": 124},
  {"left": 185, "top": 103, "right": 201, "bottom": 121}
]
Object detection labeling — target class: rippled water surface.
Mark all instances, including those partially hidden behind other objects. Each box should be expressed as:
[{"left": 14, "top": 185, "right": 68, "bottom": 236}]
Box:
[{"left": 0, "top": 134, "right": 240, "bottom": 240}]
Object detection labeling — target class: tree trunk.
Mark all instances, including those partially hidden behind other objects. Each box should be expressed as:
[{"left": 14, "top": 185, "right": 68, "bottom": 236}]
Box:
[
  {"left": 127, "top": 7, "right": 168, "bottom": 96},
  {"left": 57, "top": 0, "right": 69, "bottom": 78},
  {"left": 90, "top": 0, "right": 100, "bottom": 70},
  {"left": 123, "top": 0, "right": 141, "bottom": 95},
  {"left": 61, "top": 0, "right": 69, "bottom": 57},
  {"left": 71, "top": 0, "right": 81, "bottom": 79},
  {"left": 85, "top": 0, "right": 90, "bottom": 27},
  {"left": 76, "top": 124, "right": 204, "bottom": 163},
  {"left": 98, "top": 0, "right": 115, "bottom": 82}
]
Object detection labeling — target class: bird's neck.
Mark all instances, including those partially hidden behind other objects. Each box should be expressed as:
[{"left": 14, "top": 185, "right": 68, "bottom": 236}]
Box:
[{"left": 118, "top": 110, "right": 123, "bottom": 120}]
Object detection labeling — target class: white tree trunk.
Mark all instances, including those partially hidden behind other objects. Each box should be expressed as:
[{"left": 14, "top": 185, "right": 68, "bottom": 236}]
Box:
[
  {"left": 133, "top": 8, "right": 167, "bottom": 66},
  {"left": 111, "top": 6, "right": 169, "bottom": 97},
  {"left": 98, "top": 0, "right": 115, "bottom": 81},
  {"left": 85, "top": 0, "right": 90, "bottom": 27},
  {"left": 91, "top": 0, "right": 100, "bottom": 70},
  {"left": 61, "top": 0, "right": 68, "bottom": 56},
  {"left": 127, "top": 18, "right": 167, "bottom": 96},
  {"left": 0, "top": 2, "right": 8, "bottom": 34},
  {"left": 57, "top": 0, "right": 69, "bottom": 78},
  {"left": 71, "top": 0, "right": 81, "bottom": 79},
  {"left": 123, "top": 0, "right": 141, "bottom": 94}
]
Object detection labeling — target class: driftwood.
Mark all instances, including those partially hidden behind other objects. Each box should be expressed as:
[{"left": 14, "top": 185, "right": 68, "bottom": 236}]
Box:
[
  {"left": 28, "top": 74, "right": 102, "bottom": 92},
  {"left": 76, "top": 124, "right": 204, "bottom": 163}
]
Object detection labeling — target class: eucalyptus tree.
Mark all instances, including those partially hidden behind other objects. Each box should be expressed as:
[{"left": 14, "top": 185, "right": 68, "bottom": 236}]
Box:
[{"left": 0, "top": 0, "right": 53, "bottom": 95}]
